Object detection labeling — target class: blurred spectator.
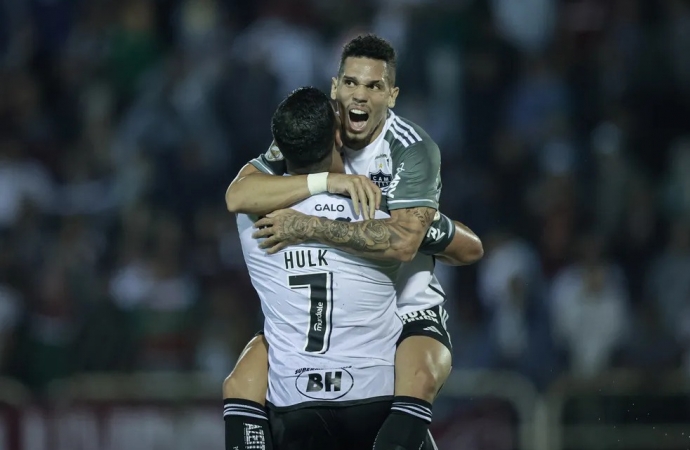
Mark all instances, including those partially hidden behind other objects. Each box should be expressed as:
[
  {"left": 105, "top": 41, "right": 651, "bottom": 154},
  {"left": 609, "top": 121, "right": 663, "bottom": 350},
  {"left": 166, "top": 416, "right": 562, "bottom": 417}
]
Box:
[
  {"left": 550, "top": 234, "right": 631, "bottom": 378},
  {"left": 109, "top": 212, "right": 201, "bottom": 371},
  {"left": 621, "top": 301, "right": 681, "bottom": 372},
  {"left": 13, "top": 260, "right": 80, "bottom": 389},
  {"left": 477, "top": 232, "right": 557, "bottom": 388},
  {"left": 108, "top": 0, "right": 162, "bottom": 106},
  {"left": 0, "top": 138, "right": 53, "bottom": 229},
  {"left": 505, "top": 56, "right": 570, "bottom": 149},
  {"left": 490, "top": 0, "right": 556, "bottom": 55},
  {"left": 662, "top": 137, "right": 690, "bottom": 219},
  {"left": 646, "top": 220, "right": 690, "bottom": 346},
  {"left": 195, "top": 281, "right": 257, "bottom": 381},
  {"left": 0, "top": 282, "right": 21, "bottom": 372}
]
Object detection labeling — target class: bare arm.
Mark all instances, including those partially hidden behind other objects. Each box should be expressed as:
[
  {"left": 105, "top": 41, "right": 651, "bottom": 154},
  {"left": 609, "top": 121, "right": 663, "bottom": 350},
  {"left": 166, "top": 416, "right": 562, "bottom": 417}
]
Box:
[
  {"left": 254, "top": 207, "right": 435, "bottom": 262},
  {"left": 225, "top": 163, "right": 311, "bottom": 216},
  {"left": 435, "top": 220, "right": 484, "bottom": 265},
  {"left": 226, "top": 156, "right": 380, "bottom": 218}
]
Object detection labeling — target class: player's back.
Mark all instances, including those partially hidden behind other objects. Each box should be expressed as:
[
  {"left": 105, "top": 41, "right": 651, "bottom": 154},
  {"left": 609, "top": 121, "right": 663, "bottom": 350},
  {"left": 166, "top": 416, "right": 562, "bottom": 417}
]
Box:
[{"left": 236, "top": 194, "right": 402, "bottom": 409}]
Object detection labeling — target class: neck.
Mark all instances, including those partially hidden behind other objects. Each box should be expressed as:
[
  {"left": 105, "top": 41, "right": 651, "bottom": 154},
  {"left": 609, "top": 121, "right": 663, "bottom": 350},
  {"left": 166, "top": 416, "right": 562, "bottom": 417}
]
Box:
[{"left": 287, "top": 160, "right": 331, "bottom": 176}]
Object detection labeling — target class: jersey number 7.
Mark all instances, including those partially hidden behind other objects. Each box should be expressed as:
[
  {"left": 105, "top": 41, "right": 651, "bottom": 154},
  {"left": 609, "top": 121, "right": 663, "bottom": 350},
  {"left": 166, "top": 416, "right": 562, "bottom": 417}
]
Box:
[{"left": 288, "top": 272, "right": 333, "bottom": 354}]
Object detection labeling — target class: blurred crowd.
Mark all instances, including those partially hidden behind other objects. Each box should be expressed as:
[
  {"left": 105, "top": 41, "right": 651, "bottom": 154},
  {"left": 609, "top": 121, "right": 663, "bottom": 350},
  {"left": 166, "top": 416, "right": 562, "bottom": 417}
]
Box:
[{"left": 0, "top": 0, "right": 689, "bottom": 395}]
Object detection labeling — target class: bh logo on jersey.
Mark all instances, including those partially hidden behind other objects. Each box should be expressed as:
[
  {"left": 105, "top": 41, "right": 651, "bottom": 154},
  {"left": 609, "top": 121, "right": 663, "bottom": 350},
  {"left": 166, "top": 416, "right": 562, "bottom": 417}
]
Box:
[{"left": 296, "top": 368, "right": 354, "bottom": 400}]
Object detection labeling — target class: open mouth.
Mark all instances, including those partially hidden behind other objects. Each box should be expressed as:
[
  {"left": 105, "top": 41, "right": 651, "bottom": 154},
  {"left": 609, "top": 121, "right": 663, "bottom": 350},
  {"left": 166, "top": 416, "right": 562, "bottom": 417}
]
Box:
[{"left": 347, "top": 108, "right": 369, "bottom": 132}]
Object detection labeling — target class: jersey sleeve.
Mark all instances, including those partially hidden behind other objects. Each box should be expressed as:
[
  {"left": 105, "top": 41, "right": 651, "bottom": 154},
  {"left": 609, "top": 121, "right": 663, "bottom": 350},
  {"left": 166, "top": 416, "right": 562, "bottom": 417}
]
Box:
[
  {"left": 418, "top": 212, "right": 456, "bottom": 255},
  {"left": 249, "top": 142, "right": 288, "bottom": 175},
  {"left": 386, "top": 139, "right": 441, "bottom": 211}
]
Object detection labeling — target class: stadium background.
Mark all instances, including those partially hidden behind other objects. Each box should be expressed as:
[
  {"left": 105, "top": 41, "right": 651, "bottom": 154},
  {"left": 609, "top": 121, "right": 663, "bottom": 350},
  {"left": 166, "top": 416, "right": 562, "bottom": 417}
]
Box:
[{"left": 1, "top": 0, "right": 690, "bottom": 449}]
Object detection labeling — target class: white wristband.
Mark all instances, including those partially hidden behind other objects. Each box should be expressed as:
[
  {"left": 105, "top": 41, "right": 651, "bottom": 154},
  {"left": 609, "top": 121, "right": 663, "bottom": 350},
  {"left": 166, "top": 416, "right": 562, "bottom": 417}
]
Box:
[{"left": 307, "top": 172, "right": 329, "bottom": 195}]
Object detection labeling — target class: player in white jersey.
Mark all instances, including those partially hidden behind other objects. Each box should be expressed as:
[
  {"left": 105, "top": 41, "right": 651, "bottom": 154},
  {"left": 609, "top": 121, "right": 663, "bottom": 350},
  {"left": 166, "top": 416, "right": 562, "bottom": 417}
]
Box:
[
  {"left": 238, "top": 193, "right": 399, "bottom": 409},
  {"left": 225, "top": 35, "right": 483, "bottom": 450},
  {"left": 231, "top": 86, "right": 430, "bottom": 450}
]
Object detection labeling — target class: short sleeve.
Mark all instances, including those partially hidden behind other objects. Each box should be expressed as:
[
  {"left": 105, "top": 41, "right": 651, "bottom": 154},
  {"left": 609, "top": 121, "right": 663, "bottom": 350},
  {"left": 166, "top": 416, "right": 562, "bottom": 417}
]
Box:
[
  {"left": 249, "top": 142, "right": 288, "bottom": 175},
  {"left": 386, "top": 139, "right": 441, "bottom": 211}
]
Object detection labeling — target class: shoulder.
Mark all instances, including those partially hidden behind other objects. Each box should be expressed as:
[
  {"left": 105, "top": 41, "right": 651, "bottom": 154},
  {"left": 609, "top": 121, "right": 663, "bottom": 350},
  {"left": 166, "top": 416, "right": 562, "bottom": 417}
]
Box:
[
  {"left": 384, "top": 113, "right": 440, "bottom": 162},
  {"left": 250, "top": 142, "right": 287, "bottom": 175}
]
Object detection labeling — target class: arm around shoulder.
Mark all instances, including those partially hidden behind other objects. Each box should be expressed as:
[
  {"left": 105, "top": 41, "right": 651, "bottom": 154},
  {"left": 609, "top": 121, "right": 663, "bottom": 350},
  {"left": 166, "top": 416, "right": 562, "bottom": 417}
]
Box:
[
  {"left": 435, "top": 220, "right": 484, "bottom": 266},
  {"left": 225, "top": 163, "right": 311, "bottom": 215}
]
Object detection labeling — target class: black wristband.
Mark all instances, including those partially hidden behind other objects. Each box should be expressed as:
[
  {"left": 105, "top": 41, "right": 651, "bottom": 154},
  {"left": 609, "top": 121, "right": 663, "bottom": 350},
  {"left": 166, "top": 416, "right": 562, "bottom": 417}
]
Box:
[{"left": 419, "top": 212, "right": 455, "bottom": 255}]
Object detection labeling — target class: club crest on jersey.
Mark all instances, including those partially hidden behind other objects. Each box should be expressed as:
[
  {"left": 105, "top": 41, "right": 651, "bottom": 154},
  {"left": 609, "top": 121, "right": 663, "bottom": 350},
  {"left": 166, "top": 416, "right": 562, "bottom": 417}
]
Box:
[
  {"left": 369, "top": 170, "right": 393, "bottom": 190},
  {"left": 264, "top": 144, "right": 284, "bottom": 162}
]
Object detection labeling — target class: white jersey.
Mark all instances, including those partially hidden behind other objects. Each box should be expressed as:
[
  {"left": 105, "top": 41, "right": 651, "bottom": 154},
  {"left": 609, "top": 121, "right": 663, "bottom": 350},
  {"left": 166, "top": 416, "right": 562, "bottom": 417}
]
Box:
[
  {"left": 342, "top": 110, "right": 445, "bottom": 316},
  {"left": 249, "top": 110, "right": 447, "bottom": 317},
  {"left": 237, "top": 194, "right": 402, "bottom": 409}
]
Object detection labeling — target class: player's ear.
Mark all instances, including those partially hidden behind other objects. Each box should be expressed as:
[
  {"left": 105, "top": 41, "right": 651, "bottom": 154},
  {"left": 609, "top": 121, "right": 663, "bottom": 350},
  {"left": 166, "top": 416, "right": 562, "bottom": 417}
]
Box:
[
  {"left": 330, "top": 77, "right": 338, "bottom": 100},
  {"left": 329, "top": 146, "right": 344, "bottom": 173},
  {"left": 335, "top": 127, "right": 343, "bottom": 149},
  {"left": 388, "top": 86, "right": 400, "bottom": 108}
]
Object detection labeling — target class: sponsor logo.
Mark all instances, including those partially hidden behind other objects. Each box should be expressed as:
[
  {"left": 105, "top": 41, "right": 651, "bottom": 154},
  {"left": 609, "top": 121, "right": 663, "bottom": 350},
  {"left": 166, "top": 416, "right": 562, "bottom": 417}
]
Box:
[
  {"left": 244, "top": 423, "right": 266, "bottom": 450},
  {"left": 400, "top": 309, "right": 439, "bottom": 325},
  {"left": 426, "top": 226, "right": 446, "bottom": 243},
  {"left": 315, "top": 203, "right": 345, "bottom": 212},
  {"left": 386, "top": 162, "right": 404, "bottom": 198},
  {"left": 295, "top": 368, "right": 354, "bottom": 400}
]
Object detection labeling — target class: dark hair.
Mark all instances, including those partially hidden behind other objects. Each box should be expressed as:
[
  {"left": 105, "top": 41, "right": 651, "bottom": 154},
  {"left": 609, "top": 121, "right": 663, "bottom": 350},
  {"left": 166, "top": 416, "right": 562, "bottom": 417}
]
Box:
[
  {"left": 271, "top": 87, "right": 336, "bottom": 171},
  {"left": 338, "top": 34, "right": 397, "bottom": 85}
]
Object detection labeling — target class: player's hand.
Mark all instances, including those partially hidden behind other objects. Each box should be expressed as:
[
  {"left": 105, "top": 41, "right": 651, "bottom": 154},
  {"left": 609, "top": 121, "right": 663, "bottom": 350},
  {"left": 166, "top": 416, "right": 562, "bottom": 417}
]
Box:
[
  {"left": 253, "top": 209, "right": 310, "bottom": 254},
  {"left": 326, "top": 173, "right": 381, "bottom": 220}
]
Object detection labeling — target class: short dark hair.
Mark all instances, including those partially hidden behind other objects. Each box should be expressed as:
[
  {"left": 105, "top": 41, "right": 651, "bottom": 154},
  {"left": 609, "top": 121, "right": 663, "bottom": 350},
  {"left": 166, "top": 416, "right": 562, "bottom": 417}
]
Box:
[
  {"left": 339, "top": 34, "right": 397, "bottom": 85},
  {"left": 271, "top": 87, "right": 336, "bottom": 171}
]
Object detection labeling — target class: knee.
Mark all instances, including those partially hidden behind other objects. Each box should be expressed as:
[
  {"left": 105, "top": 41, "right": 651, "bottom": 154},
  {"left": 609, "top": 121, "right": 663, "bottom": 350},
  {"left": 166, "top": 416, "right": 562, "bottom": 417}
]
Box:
[
  {"left": 395, "top": 338, "right": 452, "bottom": 403},
  {"left": 222, "top": 372, "right": 243, "bottom": 398},
  {"left": 406, "top": 362, "right": 450, "bottom": 402},
  {"left": 222, "top": 370, "right": 267, "bottom": 405}
]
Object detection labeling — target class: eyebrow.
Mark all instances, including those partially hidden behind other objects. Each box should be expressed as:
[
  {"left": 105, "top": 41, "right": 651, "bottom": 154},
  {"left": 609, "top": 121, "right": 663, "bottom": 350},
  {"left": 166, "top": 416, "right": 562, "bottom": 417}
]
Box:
[{"left": 343, "top": 76, "right": 385, "bottom": 86}]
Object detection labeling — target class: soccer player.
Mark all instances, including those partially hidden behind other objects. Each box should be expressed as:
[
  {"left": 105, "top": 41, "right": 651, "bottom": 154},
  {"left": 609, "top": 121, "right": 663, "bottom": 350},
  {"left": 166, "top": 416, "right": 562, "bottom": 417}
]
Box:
[
  {"left": 226, "top": 35, "right": 483, "bottom": 450},
  {"left": 237, "top": 86, "right": 405, "bottom": 449}
]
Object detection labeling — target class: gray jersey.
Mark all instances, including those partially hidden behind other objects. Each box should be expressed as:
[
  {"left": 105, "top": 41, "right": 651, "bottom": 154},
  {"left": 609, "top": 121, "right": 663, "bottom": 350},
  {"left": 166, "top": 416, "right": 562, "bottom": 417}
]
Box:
[
  {"left": 340, "top": 110, "right": 445, "bottom": 315},
  {"left": 237, "top": 194, "right": 402, "bottom": 409}
]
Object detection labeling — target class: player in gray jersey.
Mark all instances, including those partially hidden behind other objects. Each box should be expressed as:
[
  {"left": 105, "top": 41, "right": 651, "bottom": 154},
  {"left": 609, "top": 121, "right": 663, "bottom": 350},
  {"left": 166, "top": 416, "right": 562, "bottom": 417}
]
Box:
[{"left": 225, "top": 35, "right": 483, "bottom": 450}]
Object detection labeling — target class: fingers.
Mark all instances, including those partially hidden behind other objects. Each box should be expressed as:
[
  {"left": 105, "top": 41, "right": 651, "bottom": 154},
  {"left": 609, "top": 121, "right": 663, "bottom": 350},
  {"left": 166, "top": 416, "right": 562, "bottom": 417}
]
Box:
[
  {"left": 252, "top": 226, "right": 274, "bottom": 239},
  {"left": 356, "top": 183, "right": 371, "bottom": 220},
  {"left": 256, "top": 233, "right": 288, "bottom": 254},
  {"left": 259, "top": 234, "right": 281, "bottom": 250},
  {"left": 350, "top": 177, "right": 379, "bottom": 220},
  {"left": 331, "top": 174, "right": 384, "bottom": 219},
  {"left": 349, "top": 185, "right": 361, "bottom": 218},
  {"left": 362, "top": 182, "right": 378, "bottom": 219},
  {"left": 253, "top": 216, "right": 274, "bottom": 229},
  {"left": 265, "top": 241, "right": 289, "bottom": 254}
]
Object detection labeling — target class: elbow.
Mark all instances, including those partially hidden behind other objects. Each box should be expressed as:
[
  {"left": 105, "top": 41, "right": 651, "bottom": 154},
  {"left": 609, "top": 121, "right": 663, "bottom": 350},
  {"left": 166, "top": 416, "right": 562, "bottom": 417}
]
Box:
[
  {"left": 225, "top": 183, "right": 252, "bottom": 214},
  {"left": 464, "top": 238, "right": 484, "bottom": 264},
  {"left": 395, "top": 239, "right": 419, "bottom": 263},
  {"left": 225, "top": 190, "right": 242, "bottom": 213}
]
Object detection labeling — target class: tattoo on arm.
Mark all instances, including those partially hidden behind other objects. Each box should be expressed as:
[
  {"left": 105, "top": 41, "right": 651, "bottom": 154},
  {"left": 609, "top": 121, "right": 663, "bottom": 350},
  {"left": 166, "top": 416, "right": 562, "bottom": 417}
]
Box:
[
  {"left": 281, "top": 207, "right": 435, "bottom": 259},
  {"left": 400, "top": 208, "right": 434, "bottom": 229}
]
